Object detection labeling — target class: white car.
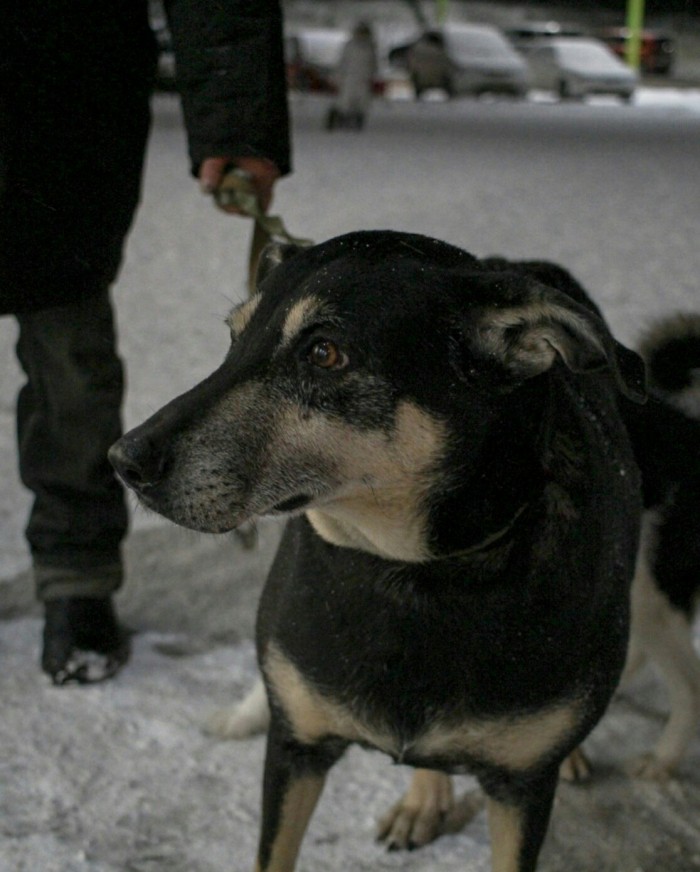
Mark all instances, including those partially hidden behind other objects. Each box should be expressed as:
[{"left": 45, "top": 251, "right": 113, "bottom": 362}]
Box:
[
  {"left": 284, "top": 28, "right": 349, "bottom": 93},
  {"left": 527, "top": 37, "right": 638, "bottom": 102},
  {"left": 390, "top": 24, "right": 530, "bottom": 99}
]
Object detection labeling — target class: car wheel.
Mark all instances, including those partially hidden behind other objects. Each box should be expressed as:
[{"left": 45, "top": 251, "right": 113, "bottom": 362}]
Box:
[
  {"left": 325, "top": 108, "right": 338, "bottom": 131},
  {"left": 558, "top": 79, "right": 583, "bottom": 102}
]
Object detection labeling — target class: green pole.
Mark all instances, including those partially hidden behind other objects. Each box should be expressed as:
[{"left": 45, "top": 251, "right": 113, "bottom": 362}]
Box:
[
  {"left": 436, "top": 0, "right": 449, "bottom": 24},
  {"left": 625, "top": 0, "right": 645, "bottom": 71}
]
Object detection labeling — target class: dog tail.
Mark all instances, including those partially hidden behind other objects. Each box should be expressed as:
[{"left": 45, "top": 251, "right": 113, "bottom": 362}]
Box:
[{"left": 638, "top": 313, "right": 700, "bottom": 419}]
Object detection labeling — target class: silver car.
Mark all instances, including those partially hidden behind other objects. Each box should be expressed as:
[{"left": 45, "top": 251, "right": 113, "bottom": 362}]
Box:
[
  {"left": 391, "top": 24, "right": 530, "bottom": 99},
  {"left": 527, "top": 37, "right": 638, "bottom": 102}
]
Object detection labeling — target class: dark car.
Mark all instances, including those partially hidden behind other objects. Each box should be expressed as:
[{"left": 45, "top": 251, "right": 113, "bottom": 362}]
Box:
[{"left": 596, "top": 27, "right": 675, "bottom": 76}]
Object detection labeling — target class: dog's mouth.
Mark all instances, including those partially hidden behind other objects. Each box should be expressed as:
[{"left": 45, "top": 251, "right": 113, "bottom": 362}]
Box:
[
  {"left": 268, "top": 494, "right": 313, "bottom": 514},
  {"left": 132, "top": 485, "right": 316, "bottom": 534}
]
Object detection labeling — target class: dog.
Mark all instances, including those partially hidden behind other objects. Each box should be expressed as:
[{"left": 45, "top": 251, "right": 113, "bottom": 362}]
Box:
[
  {"left": 619, "top": 313, "right": 700, "bottom": 779},
  {"left": 109, "top": 230, "right": 646, "bottom": 872},
  {"left": 206, "top": 283, "right": 700, "bottom": 787}
]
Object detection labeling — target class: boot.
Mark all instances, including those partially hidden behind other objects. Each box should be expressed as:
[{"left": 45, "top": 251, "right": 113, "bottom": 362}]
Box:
[{"left": 42, "top": 596, "right": 130, "bottom": 685}]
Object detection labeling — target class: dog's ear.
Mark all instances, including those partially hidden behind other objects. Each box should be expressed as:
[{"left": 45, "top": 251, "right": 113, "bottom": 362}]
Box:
[
  {"left": 456, "top": 279, "right": 646, "bottom": 403},
  {"left": 255, "top": 241, "right": 306, "bottom": 289}
]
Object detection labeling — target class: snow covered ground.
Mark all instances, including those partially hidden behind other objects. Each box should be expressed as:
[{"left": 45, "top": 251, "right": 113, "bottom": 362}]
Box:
[{"left": 2, "top": 89, "right": 700, "bottom": 871}]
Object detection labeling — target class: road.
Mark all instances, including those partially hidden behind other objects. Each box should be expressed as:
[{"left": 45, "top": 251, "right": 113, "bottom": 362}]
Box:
[{"left": 1, "top": 91, "right": 700, "bottom": 872}]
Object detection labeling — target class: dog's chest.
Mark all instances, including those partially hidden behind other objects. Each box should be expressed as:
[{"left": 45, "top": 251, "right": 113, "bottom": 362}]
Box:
[{"left": 264, "top": 642, "right": 578, "bottom": 773}]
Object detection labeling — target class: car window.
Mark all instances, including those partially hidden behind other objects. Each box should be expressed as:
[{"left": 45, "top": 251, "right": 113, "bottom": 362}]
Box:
[
  {"left": 295, "top": 31, "right": 348, "bottom": 67},
  {"left": 444, "top": 27, "right": 514, "bottom": 62},
  {"left": 554, "top": 41, "right": 621, "bottom": 67}
]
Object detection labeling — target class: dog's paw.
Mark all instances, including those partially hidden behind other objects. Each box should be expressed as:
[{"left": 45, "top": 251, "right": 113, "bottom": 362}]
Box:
[
  {"left": 377, "top": 789, "right": 449, "bottom": 850},
  {"left": 376, "top": 770, "right": 481, "bottom": 851},
  {"left": 559, "top": 748, "right": 593, "bottom": 782},
  {"left": 203, "top": 678, "right": 270, "bottom": 740},
  {"left": 624, "top": 752, "right": 675, "bottom": 782}
]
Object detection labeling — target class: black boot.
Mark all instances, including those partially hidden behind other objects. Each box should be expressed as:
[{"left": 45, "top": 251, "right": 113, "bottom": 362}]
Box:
[{"left": 42, "top": 596, "right": 130, "bottom": 685}]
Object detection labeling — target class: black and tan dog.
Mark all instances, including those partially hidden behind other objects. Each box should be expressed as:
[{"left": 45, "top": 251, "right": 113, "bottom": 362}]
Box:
[
  {"left": 110, "top": 231, "right": 646, "bottom": 872},
  {"left": 208, "top": 281, "right": 700, "bottom": 787}
]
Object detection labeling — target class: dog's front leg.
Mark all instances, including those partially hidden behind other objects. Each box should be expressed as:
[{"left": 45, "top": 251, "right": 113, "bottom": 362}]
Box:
[
  {"left": 485, "top": 767, "right": 558, "bottom": 872},
  {"left": 255, "top": 716, "right": 345, "bottom": 872}
]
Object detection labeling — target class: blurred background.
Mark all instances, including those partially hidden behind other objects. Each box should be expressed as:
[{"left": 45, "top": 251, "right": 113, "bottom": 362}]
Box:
[{"left": 152, "top": 0, "right": 700, "bottom": 97}]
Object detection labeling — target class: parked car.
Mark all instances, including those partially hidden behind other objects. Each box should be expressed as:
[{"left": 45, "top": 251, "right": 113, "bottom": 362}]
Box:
[
  {"left": 526, "top": 37, "right": 638, "bottom": 102},
  {"left": 596, "top": 27, "right": 675, "bottom": 76},
  {"left": 389, "top": 23, "right": 529, "bottom": 99},
  {"left": 284, "top": 28, "right": 349, "bottom": 93}
]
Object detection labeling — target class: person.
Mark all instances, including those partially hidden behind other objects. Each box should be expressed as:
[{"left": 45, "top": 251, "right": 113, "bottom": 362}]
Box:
[
  {"left": 1, "top": 1, "right": 291, "bottom": 685},
  {"left": 406, "top": 31, "right": 452, "bottom": 98},
  {"left": 326, "top": 22, "right": 378, "bottom": 131}
]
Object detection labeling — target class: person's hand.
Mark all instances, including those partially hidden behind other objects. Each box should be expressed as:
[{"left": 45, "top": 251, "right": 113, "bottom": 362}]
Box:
[{"left": 199, "top": 156, "right": 281, "bottom": 214}]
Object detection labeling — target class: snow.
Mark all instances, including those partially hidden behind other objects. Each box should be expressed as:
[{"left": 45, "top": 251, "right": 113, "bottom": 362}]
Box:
[
  {"left": 0, "top": 617, "right": 489, "bottom": 871},
  {"left": 2, "top": 87, "right": 700, "bottom": 871}
]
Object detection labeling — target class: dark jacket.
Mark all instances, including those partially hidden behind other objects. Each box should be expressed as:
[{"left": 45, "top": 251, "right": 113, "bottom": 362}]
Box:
[
  {"left": 167, "top": 0, "right": 290, "bottom": 177},
  {"left": 0, "top": 0, "right": 291, "bottom": 314}
]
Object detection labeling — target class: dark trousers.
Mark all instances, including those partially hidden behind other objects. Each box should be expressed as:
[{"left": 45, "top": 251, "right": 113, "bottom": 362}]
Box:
[
  {"left": 15, "top": 292, "right": 128, "bottom": 601},
  {"left": 2, "top": 9, "right": 154, "bottom": 600}
]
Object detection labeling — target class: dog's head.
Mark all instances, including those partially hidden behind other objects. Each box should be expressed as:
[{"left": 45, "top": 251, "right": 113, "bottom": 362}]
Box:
[{"left": 110, "top": 231, "right": 644, "bottom": 561}]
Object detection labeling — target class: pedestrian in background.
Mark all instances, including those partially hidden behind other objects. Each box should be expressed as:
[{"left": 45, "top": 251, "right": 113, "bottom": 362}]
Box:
[
  {"left": 326, "top": 22, "right": 378, "bottom": 131},
  {"left": 1, "top": 0, "right": 291, "bottom": 685},
  {"left": 407, "top": 31, "right": 452, "bottom": 98}
]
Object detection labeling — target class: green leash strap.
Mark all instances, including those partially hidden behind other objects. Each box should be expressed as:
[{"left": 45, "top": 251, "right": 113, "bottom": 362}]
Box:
[{"left": 215, "top": 168, "right": 313, "bottom": 294}]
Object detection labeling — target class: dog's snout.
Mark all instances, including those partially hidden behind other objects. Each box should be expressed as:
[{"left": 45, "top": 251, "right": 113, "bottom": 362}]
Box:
[{"left": 109, "top": 434, "right": 170, "bottom": 492}]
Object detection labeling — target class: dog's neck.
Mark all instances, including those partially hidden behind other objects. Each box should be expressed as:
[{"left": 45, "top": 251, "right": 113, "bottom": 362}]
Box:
[
  {"left": 438, "top": 500, "right": 531, "bottom": 561},
  {"left": 305, "top": 385, "right": 552, "bottom": 565},
  {"left": 305, "top": 497, "right": 531, "bottom": 564},
  {"left": 306, "top": 503, "right": 433, "bottom": 562}
]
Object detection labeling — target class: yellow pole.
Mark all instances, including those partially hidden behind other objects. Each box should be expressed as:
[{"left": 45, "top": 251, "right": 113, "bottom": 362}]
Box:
[
  {"left": 625, "top": 0, "right": 645, "bottom": 71},
  {"left": 436, "top": 0, "right": 449, "bottom": 24}
]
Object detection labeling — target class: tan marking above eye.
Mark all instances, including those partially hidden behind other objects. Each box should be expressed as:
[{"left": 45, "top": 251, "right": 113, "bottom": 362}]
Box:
[{"left": 281, "top": 296, "right": 322, "bottom": 343}]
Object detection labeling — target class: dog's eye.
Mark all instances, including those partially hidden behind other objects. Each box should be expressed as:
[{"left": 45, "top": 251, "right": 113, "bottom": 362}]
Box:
[{"left": 307, "top": 339, "right": 347, "bottom": 370}]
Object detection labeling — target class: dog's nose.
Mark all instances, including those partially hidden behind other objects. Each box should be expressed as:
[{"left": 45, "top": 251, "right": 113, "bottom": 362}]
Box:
[{"left": 108, "top": 434, "right": 170, "bottom": 492}]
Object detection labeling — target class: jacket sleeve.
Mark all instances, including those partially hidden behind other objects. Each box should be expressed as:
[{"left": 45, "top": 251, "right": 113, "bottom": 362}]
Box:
[{"left": 164, "top": 0, "right": 291, "bottom": 176}]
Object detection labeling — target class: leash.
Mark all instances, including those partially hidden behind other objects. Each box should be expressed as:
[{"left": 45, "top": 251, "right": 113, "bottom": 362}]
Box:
[
  {"left": 215, "top": 168, "right": 312, "bottom": 295},
  {"left": 214, "top": 170, "right": 312, "bottom": 551}
]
